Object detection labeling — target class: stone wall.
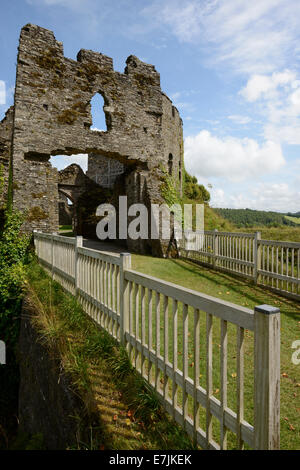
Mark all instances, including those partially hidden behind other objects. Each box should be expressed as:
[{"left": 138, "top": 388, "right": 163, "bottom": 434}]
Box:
[
  {"left": 0, "top": 107, "right": 14, "bottom": 209},
  {"left": 58, "top": 201, "right": 73, "bottom": 226},
  {"left": 87, "top": 153, "right": 124, "bottom": 189},
  {"left": 9, "top": 23, "right": 183, "bottom": 254}
]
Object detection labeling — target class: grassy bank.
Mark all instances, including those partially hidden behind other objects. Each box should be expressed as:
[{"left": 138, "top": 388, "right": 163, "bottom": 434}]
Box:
[
  {"left": 236, "top": 226, "right": 300, "bottom": 243},
  {"left": 26, "top": 261, "right": 194, "bottom": 450},
  {"left": 28, "top": 252, "right": 300, "bottom": 449}
]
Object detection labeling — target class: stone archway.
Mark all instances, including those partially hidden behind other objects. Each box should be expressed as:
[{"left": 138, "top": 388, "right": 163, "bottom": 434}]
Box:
[
  {"left": 4, "top": 24, "right": 184, "bottom": 256},
  {"left": 58, "top": 190, "right": 73, "bottom": 227}
]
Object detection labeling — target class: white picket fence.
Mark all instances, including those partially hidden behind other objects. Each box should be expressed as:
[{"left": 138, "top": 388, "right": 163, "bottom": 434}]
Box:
[
  {"left": 34, "top": 231, "right": 281, "bottom": 450},
  {"left": 176, "top": 229, "right": 300, "bottom": 301}
]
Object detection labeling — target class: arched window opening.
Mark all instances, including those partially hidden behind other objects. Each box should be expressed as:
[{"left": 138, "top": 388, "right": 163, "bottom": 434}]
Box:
[
  {"left": 168, "top": 153, "right": 173, "bottom": 176},
  {"left": 90, "top": 93, "right": 107, "bottom": 132},
  {"left": 58, "top": 190, "right": 74, "bottom": 229}
]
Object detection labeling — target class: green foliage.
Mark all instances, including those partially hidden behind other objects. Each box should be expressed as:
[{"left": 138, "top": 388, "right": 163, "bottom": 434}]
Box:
[
  {"left": 285, "top": 215, "right": 300, "bottom": 225},
  {"left": 0, "top": 164, "right": 6, "bottom": 231},
  {"left": 215, "top": 207, "right": 297, "bottom": 228},
  {"left": 0, "top": 210, "right": 30, "bottom": 448},
  {"left": 27, "top": 261, "right": 194, "bottom": 450},
  {"left": 160, "top": 166, "right": 210, "bottom": 206},
  {"left": 184, "top": 171, "right": 210, "bottom": 203},
  {"left": 132, "top": 253, "right": 300, "bottom": 450},
  {"left": 160, "top": 167, "right": 229, "bottom": 231},
  {"left": 0, "top": 164, "right": 5, "bottom": 202},
  {"left": 160, "top": 170, "right": 181, "bottom": 207},
  {"left": 10, "top": 432, "right": 45, "bottom": 450},
  {"left": 0, "top": 211, "right": 30, "bottom": 341}
]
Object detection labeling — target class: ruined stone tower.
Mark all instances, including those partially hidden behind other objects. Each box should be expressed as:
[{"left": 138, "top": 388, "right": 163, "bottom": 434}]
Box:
[{"left": 0, "top": 24, "right": 184, "bottom": 255}]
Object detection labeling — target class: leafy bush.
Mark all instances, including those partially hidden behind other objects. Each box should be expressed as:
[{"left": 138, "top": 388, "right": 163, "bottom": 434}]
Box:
[
  {"left": 215, "top": 207, "right": 297, "bottom": 228},
  {"left": 184, "top": 171, "right": 210, "bottom": 202},
  {"left": 0, "top": 211, "right": 30, "bottom": 313},
  {"left": 0, "top": 210, "right": 30, "bottom": 448}
]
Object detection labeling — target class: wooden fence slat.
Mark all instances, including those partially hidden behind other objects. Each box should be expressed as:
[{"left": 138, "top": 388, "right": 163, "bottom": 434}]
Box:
[
  {"left": 148, "top": 289, "right": 153, "bottom": 385},
  {"left": 183, "top": 304, "right": 189, "bottom": 431},
  {"left": 220, "top": 319, "right": 228, "bottom": 449},
  {"left": 33, "top": 232, "right": 281, "bottom": 451},
  {"left": 163, "top": 295, "right": 169, "bottom": 404},
  {"left": 155, "top": 291, "right": 161, "bottom": 393},
  {"left": 175, "top": 230, "right": 299, "bottom": 301},
  {"left": 193, "top": 308, "right": 200, "bottom": 445},
  {"left": 172, "top": 299, "right": 178, "bottom": 420},
  {"left": 206, "top": 313, "right": 213, "bottom": 448},
  {"left": 237, "top": 326, "right": 245, "bottom": 449},
  {"left": 254, "top": 305, "right": 280, "bottom": 450},
  {"left": 141, "top": 286, "right": 146, "bottom": 377}
]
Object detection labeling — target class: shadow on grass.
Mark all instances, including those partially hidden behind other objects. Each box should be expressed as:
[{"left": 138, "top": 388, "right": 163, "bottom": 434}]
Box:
[{"left": 169, "top": 258, "right": 300, "bottom": 320}]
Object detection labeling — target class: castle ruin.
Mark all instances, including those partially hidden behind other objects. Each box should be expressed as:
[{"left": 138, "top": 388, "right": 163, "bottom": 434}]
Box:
[{"left": 0, "top": 24, "right": 183, "bottom": 256}]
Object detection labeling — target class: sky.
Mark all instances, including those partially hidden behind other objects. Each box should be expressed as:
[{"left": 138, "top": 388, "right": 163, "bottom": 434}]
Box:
[{"left": 1, "top": 0, "right": 300, "bottom": 213}]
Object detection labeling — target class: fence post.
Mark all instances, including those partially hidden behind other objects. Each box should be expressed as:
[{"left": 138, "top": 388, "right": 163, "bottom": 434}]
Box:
[
  {"left": 254, "top": 304, "right": 280, "bottom": 450},
  {"left": 254, "top": 231, "right": 261, "bottom": 284},
  {"left": 51, "top": 233, "right": 56, "bottom": 279},
  {"left": 75, "top": 236, "right": 83, "bottom": 294},
  {"left": 33, "top": 229, "right": 38, "bottom": 254},
  {"left": 119, "top": 253, "right": 131, "bottom": 346},
  {"left": 213, "top": 229, "right": 218, "bottom": 268}
]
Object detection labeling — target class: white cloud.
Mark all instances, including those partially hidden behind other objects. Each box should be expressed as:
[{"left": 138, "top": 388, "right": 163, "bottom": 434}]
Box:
[
  {"left": 142, "top": 0, "right": 300, "bottom": 75},
  {"left": 211, "top": 182, "right": 300, "bottom": 213},
  {"left": 26, "top": 0, "right": 86, "bottom": 7},
  {"left": 240, "top": 70, "right": 296, "bottom": 102},
  {"left": 0, "top": 81, "right": 6, "bottom": 105},
  {"left": 265, "top": 124, "right": 300, "bottom": 145},
  {"left": 50, "top": 154, "right": 88, "bottom": 172},
  {"left": 239, "top": 69, "right": 300, "bottom": 145},
  {"left": 91, "top": 127, "right": 105, "bottom": 132},
  {"left": 228, "top": 115, "right": 251, "bottom": 125},
  {"left": 184, "top": 130, "right": 285, "bottom": 182}
]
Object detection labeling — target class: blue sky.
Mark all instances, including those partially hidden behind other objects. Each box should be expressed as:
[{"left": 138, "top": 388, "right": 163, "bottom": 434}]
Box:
[{"left": 1, "top": 0, "right": 300, "bottom": 212}]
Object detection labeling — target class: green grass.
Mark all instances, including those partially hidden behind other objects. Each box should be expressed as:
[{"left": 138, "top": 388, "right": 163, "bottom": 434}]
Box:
[
  {"left": 26, "top": 253, "right": 300, "bottom": 450},
  {"left": 26, "top": 260, "right": 195, "bottom": 451},
  {"left": 285, "top": 216, "right": 300, "bottom": 226},
  {"left": 59, "top": 225, "right": 74, "bottom": 237},
  {"left": 131, "top": 254, "right": 300, "bottom": 450},
  {"left": 236, "top": 225, "right": 300, "bottom": 243}
]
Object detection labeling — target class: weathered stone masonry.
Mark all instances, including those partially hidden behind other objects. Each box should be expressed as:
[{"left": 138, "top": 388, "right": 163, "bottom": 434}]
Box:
[
  {"left": 1, "top": 24, "right": 184, "bottom": 255},
  {"left": 0, "top": 107, "right": 14, "bottom": 209}
]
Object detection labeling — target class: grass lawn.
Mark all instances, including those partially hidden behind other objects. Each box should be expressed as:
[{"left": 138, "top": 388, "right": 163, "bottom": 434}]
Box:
[
  {"left": 131, "top": 254, "right": 300, "bottom": 450},
  {"left": 236, "top": 225, "right": 300, "bottom": 243},
  {"left": 59, "top": 225, "right": 72, "bottom": 231},
  {"left": 58, "top": 225, "right": 74, "bottom": 237},
  {"left": 285, "top": 216, "right": 300, "bottom": 226}
]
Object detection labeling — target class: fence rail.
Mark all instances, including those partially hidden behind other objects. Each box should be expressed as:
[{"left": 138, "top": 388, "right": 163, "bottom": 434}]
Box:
[
  {"left": 176, "top": 229, "right": 300, "bottom": 301},
  {"left": 34, "top": 231, "right": 281, "bottom": 450}
]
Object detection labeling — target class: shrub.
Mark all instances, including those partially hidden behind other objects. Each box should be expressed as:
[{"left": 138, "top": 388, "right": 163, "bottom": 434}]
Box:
[
  {"left": 0, "top": 210, "right": 30, "bottom": 448},
  {"left": 184, "top": 171, "right": 210, "bottom": 202}
]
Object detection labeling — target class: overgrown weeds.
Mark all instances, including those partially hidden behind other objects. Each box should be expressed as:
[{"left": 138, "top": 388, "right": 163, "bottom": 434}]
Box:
[
  {"left": 0, "top": 210, "right": 31, "bottom": 448},
  {"left": 27, "top": 260, "right": 195, "bottom": 450}
]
